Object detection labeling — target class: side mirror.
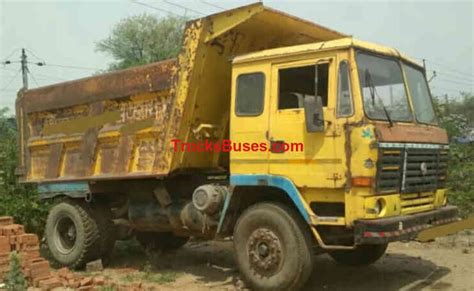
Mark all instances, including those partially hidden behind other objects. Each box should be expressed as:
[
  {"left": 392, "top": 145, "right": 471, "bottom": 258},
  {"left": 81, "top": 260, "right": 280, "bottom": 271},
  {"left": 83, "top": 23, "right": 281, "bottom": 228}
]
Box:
[{"left": 303, "top": 96, "right": 325, "bottom": 132}]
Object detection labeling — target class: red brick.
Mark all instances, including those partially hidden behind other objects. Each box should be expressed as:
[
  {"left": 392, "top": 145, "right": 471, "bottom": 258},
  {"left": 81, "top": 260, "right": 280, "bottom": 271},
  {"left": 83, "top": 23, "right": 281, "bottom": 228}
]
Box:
[
  {"left": 33, "top": 274, "right": 52, "bottom": 287},
  {"left": 0, "top": 216, "right": 13, "bottom": 226},
  {"left": 68, "top": 279, "right": 80, "bottom": 288},
  {"left": 65, "top": 272, "right": 75, "bottom": 280},
  {"left": 17, "top": 233, "right": 39, "bottom": 245},
  {"left": 38, "top": 277, "right": 62, "bottom": 289},
  {"left": 80, "top": 276, "right": 93, "bottom": 286},
  {"left": 93, "top": 275, "right": 106, "bottom": 285},
  {"left": 1, "top": 224, "right": 24, "bottom": 236},
  {"left": 0, "top": 236, "right": 10, "bottom": 253},
  {"left": 0, "top": 253, "right": 9, "bottom": 264},
  {"left": 56, "top": 266, "right": 70, "bottom": 278},
  {"left": 30, "top": 259, "right": 50, "bottom": 279}
]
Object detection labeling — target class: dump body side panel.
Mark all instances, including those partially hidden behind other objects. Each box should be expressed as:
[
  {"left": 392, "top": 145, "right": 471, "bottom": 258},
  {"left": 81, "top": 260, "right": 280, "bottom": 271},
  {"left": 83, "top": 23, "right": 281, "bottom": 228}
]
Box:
[{"left": 16, "top": 59, "right": 177, "bottom": 182}]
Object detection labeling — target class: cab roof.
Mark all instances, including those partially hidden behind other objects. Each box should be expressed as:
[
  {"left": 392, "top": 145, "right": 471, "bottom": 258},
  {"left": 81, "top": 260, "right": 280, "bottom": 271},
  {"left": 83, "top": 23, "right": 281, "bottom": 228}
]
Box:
[{"left": 233, "top": 37, "right": 422, "bottom": 68}]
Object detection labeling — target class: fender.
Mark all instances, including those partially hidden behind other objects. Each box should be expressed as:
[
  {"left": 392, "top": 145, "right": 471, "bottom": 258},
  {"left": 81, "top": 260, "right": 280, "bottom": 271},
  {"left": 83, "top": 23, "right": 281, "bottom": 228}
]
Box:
[
  {"left": 217, "top": 174, "right": 311, "bottom": 233},
  {"left": 38, "top": 181, "right": 90, "bottom": 200}
]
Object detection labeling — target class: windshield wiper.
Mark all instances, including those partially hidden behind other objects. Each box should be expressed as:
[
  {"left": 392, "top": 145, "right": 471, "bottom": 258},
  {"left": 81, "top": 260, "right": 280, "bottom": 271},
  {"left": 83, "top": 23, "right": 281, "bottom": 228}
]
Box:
[{"left": 364, "top": 69, "right": 394, "bottom": 127}]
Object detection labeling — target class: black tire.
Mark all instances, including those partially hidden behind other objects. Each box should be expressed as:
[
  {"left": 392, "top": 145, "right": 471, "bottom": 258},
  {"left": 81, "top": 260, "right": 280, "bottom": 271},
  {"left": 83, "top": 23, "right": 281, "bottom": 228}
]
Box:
[
  {"left": 45, "top": 200, "right": 101, "bottom": 269},
  {"left": 91, "top": 206, "right": 116, "bottom": 265},
  {"left": 233, "top": 202, "right": 314, "bottom": 291},
  {"left": 329, "top": 243, "right": 388, "bottom": 266},
  {"left": 136, "top": 232, "right": 189, "bottom": 252}
]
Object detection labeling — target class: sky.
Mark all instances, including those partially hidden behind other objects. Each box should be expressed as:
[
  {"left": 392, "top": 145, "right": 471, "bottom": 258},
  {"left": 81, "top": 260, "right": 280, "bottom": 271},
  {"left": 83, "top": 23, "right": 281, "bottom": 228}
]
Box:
[{"left": 0, "top": 0, "right": 473, "bottom": 112}]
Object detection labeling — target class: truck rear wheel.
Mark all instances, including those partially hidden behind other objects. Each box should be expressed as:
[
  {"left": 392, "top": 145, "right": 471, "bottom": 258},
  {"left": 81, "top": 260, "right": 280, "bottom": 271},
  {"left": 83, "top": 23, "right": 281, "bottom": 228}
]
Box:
[
  {"left": 91, "top": 206, "right": 116, "bottom": 264},
  {"left": 328, "top": 243, "right": 388, "bottom": 266},
  {"left": 233, "top": 202, "right": 314, "bottom": 291},
  {"left": 45, "top": 200, "right": 101, "bottom": 269},
  {"left": 136, "top": 232, "right": 189, "bottom": 252}
]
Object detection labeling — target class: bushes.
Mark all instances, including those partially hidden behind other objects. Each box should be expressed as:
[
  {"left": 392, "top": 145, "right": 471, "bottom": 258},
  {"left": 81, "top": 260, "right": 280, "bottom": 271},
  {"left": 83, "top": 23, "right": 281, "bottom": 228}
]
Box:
[
  {"left": 0, "top": 108, "right": 50, "bottom": 236},
  {"left": 3, "top": 252, "right": 27, "bottom": 291},
  {"left": 434, "top": 93, "right": 474, "bottom": 217},
  {"left": 446, "top": 144, "right": 474, "bottom": 217}
]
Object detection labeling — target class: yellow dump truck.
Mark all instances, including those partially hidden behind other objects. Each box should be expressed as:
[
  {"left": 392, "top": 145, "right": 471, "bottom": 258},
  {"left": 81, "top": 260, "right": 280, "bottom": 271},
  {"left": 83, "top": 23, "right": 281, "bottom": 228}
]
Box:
[{"left": 16, "top": 3, "right": 459, "bottom": 290}]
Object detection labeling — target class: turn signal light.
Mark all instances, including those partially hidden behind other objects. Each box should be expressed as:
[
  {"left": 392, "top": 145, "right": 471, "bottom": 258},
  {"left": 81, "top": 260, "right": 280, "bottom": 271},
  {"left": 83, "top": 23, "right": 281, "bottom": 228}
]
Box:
[{"left": 352, "top": 177, "right": 373, "bottom": 187}]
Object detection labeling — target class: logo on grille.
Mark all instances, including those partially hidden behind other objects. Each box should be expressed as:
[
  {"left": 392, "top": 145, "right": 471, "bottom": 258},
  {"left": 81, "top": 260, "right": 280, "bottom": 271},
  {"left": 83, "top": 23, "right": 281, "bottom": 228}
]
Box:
[{"left": 420, "top": 162, "right": 428, "bottom": 176}]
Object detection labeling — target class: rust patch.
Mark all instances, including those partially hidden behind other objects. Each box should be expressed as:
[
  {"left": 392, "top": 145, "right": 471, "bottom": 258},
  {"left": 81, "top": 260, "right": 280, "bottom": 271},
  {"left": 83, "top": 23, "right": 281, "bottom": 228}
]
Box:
[
  {"left": 81, "top": 128, "right": 99, "bottom": 176},
  {"left": 43, "top": 110, "right": 121, "bottom": 136},
  {"left": 375, "top": 123, "right": 448, "bottom": 144},
  {"left": 21, "top": 59, "right": 177, "bottom": 113},
  {"left": 45, "top": 143, "right": 63, "bottom": 179},
  {"left": 114, "top": 136, "right": 133, "bottom": 174}
]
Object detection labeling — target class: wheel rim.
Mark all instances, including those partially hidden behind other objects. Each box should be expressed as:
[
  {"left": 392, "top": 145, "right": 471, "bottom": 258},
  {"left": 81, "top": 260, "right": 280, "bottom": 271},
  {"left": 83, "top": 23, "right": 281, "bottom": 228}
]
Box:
[
  {"left": 54, "top": 215, "right": 77, "bottom": 254},
  {"left": 247, "top": 228, "right": 283, "bottom": 276}
]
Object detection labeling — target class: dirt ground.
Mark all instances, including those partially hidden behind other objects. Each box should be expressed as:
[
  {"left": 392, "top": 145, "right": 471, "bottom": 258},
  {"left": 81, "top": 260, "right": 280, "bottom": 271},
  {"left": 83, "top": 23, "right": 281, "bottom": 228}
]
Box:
[{"left": 88, "top": 231, "right": 474, "bottom": 291}]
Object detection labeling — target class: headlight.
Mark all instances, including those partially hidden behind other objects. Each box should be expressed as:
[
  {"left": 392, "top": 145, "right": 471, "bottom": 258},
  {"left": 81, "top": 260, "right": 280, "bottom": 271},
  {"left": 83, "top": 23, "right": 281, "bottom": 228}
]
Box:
[{"left": 374, "top": 199, "right": 385, "bottom": 216}]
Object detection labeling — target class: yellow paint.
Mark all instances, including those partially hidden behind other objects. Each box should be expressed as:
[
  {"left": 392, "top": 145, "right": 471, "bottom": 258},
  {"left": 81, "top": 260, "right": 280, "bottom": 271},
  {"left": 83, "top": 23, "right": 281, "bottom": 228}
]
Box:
[
  {"left": 19, "top": 4, "right": 456, "bottom": 245},
  {"left": 43, "top": 111, "right": 121, "bottom": 136},
  {"left": 417, "top": 215, "right": 474, "bottom": 242}
]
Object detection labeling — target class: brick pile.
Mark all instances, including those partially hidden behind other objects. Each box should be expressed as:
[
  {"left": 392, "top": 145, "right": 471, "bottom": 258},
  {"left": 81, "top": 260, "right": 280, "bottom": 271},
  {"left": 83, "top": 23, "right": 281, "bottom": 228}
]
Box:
[{"left": 0, "top": 216, "right": 138, "bottom": 290}]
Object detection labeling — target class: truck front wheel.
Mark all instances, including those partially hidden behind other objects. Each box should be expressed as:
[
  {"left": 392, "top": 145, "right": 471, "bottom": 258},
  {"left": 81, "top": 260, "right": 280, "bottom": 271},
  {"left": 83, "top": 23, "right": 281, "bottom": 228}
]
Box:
[
  {"left": 45, "top": 200, "right": 101, "bottom": 269},
  {"left": 233, "top": 202, "right": 314, "bottom": 291},
  {"left": 328, "top": 243, "right": 388, "bottom": 266}
]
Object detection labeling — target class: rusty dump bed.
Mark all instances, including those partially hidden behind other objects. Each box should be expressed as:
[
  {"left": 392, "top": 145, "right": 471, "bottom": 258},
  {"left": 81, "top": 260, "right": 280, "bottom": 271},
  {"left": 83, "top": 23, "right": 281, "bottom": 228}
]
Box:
[{"left": 16, "top": 2, "right": 346, "bottom": 183}]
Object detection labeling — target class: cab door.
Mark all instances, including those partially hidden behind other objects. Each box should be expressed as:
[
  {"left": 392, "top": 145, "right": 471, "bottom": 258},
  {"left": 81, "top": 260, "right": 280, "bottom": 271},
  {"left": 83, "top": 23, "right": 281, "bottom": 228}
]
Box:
[
  {"left": 230, "top": 65, "right": 270, "bottom": 175},
  {"left": 268, "top": 56, "right": 343, "bottom": 188}
]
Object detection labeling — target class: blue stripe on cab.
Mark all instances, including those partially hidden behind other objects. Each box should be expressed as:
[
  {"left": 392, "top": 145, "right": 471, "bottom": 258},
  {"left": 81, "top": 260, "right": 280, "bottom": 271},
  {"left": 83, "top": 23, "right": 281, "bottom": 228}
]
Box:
[{"left": 230, "top": 174, "right": 309, "bottom": 221}]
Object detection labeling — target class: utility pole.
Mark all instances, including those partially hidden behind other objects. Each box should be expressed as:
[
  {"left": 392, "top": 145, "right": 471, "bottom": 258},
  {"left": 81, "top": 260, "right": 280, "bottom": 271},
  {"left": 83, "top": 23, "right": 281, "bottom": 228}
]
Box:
[
  {"left": 2, "top": 48, "right": 45, "bottom": 90},
  {"left": 20, "top": 48, "right": 29, "bottom": 89}
]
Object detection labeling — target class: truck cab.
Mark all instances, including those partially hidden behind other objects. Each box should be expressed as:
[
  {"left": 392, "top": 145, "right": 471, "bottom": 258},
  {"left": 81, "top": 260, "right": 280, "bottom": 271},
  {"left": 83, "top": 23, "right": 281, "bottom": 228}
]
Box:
[
  {"left": 226, "top": 37, "right": 458, "bottom": 288},
  {"left": 230, "top": 38, "right": 454, "bottom": 227}
]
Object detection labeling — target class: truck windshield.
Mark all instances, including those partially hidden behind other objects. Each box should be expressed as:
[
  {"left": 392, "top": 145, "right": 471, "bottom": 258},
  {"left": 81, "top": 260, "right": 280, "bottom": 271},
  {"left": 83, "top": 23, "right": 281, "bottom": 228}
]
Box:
[
  {"left": 357, "top": 52, "right": 413, "bottom": 122},
  {"left": 403, "top": 64, "right": 438, "bottom": 124}
]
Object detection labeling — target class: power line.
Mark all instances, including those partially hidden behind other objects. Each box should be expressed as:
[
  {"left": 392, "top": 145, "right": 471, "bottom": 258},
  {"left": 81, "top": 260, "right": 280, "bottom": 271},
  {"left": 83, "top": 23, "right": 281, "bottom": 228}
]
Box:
[
  {"left": 200, "top": 0, "right": 225, "bottom": 11},
  {"left": 28, "top": 71, "right": 40, "bottom": 87},
  {"left": 0, "top": 67, "right": 18, "bottom": 73},
  {"left": 33, "top": 72, "right": 67, "bottom": 81},
  {"left": 434, "top": 78, "right": 473, "bottom": 87},
  {"left": 131, "top": 0, "right": 182, "bottom": 17},
  {"left": 431, "top": 85, "right": 471, "bottom": 93},
  {"left": 162, "top": 0, "right": 205, "bottom": 16},
  {"left": 0, "top": 69, "right": 21, "bottom": 91},
  {"left": 436, "top": 71, "right": 474, "bottom": 83},
  {"left": 31, "top": 62, "right": 100, "bottom": 71},
  {"left": 25, "top": 48, "right": 46, "bottom": 63},
  {"left": 1, "top": 48, "right": 20, "bottom": 63},
  {"left": 422, "top": 58, "right": 474, "bottom": 78}
]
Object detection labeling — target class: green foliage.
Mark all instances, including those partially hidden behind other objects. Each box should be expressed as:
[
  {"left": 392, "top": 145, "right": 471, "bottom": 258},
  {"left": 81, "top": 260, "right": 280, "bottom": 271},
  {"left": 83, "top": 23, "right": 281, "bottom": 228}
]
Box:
[
  {"left": 433, "top": 93, "right": 474, "bottom": 217},
  {"left": 96, "top": 14, "right": 188, "bottom": 71},
  {"left": 447, "top": 144, "right": 474, "bottom": 216},
  {"left": 4, "top": 252, "right": 27, "bottom": 291},
  {"left": 0, "top": 108, "right": 50, "bottom": 236}
]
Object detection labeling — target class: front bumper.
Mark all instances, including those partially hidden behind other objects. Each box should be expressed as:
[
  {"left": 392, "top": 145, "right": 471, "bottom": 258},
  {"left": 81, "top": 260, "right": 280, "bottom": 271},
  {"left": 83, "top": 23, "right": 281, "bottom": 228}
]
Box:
[{"left": 354, "top": 205, "right": 459, "bottom": 244}]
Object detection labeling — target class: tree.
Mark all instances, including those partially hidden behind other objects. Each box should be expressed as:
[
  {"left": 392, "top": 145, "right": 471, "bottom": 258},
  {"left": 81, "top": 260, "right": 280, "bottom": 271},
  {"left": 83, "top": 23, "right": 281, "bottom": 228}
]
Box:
[
  {"left": 0, "top": 108, "right": 50, "bottom": 236},
  {"left": 96, "top": 14, "right": 188, "bottom": 71}
]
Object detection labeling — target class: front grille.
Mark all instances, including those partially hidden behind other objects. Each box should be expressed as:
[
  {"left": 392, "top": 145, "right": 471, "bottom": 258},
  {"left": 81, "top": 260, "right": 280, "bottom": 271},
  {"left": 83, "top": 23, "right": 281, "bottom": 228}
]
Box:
[{"left": 376, "top": 143, "right": 448, "bottom": 194}]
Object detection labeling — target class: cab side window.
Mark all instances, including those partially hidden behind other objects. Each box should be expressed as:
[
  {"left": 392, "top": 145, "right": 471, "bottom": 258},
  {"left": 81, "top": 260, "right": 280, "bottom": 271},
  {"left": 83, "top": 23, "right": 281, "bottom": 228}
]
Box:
[
  {"left": 337, "top": 61, "right": 354, "bottom": 117},
  {"left": 236, "top": 73, "right": 265, "bottom": 116},
  {"left": 278, "top": 64, "right": 329, "bottom": 110}
]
